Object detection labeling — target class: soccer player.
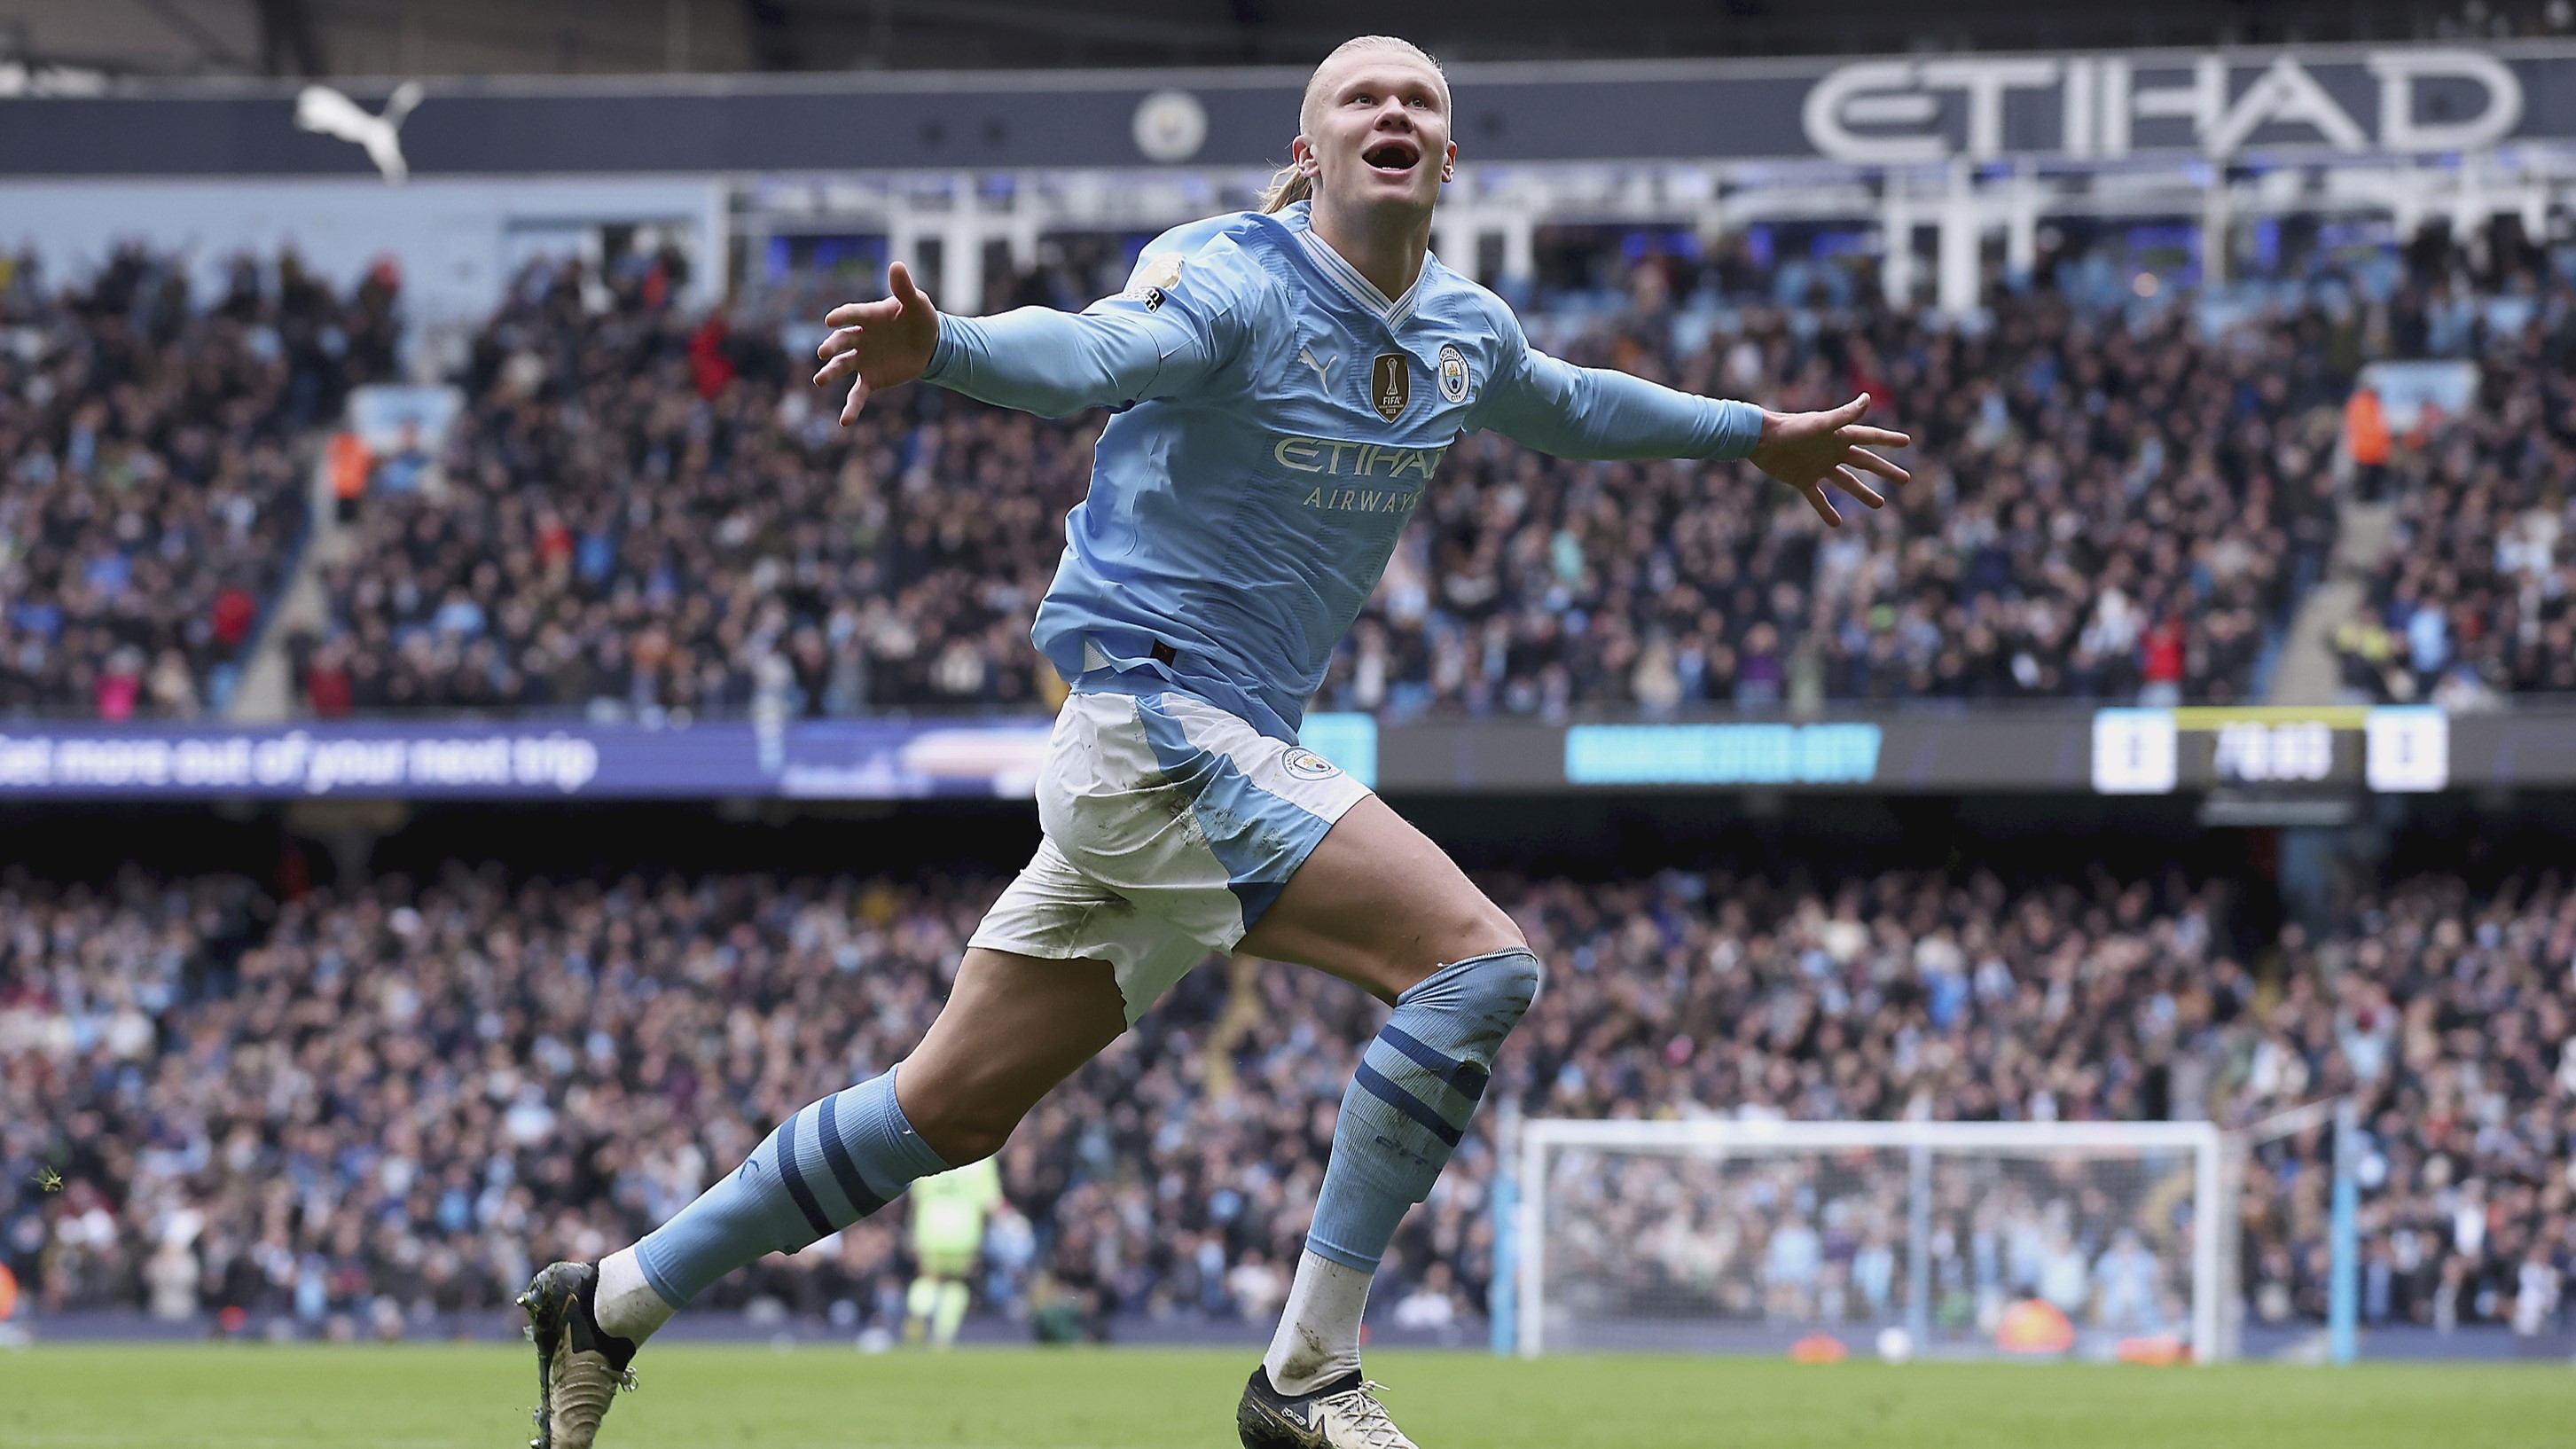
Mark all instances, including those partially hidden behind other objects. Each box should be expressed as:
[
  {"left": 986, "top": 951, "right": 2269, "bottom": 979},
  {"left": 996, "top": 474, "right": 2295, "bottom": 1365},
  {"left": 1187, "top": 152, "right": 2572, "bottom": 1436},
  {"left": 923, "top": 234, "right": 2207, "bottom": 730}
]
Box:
[
  {"left": 902, "top": 1156, "right": 1003, "bottom": 1348},
  {"left": 519, "top": 33, "right": 1907, "bottom": 1449}
]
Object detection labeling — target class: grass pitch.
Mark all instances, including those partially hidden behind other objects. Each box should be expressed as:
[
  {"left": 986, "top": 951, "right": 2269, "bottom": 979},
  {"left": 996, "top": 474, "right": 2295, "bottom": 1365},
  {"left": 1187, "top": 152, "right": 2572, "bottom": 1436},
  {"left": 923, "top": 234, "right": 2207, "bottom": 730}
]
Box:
[{"left": 0, "top": 1344, "right": 2564, "bottom": 1448}]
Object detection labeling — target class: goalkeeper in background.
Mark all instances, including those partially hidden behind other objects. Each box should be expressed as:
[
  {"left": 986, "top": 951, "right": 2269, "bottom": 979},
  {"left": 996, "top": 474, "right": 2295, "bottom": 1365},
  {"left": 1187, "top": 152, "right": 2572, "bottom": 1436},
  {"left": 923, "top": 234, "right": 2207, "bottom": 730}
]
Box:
[{"left": 903, "top": 1157, "right": 1003, "bottom": 1348}]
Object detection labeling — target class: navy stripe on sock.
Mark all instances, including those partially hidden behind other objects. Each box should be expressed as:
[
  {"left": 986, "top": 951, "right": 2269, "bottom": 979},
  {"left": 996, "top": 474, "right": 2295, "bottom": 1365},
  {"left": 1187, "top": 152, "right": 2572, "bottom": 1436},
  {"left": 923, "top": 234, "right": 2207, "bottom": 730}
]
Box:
[
  {"left": 771, "top": 1115, "right": 834, "bottom": 1240},
  {"left": 1376, "top": 1024, "right": 1492, "bottom": 1101},
  {"left": 815, "top": 1092, "right": 887, "bottom": 1219},
  {"left": 1351, "top": 1060, "right": 1465, "bottom": 1147}
]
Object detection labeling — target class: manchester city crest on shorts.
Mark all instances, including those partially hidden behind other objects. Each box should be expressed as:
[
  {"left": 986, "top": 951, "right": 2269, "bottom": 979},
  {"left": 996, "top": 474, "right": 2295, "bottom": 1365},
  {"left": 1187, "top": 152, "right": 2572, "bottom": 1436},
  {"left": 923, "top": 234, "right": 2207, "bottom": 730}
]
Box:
[
  {"left": 1370, "top": 353, "right": 1411, "bottom": 422},
  {"left": 1437, "top": 343, "right": 1470, "bottom": 403},
  {"left": 1281, "top": 748, "right": 1340, "bottom": 779}
]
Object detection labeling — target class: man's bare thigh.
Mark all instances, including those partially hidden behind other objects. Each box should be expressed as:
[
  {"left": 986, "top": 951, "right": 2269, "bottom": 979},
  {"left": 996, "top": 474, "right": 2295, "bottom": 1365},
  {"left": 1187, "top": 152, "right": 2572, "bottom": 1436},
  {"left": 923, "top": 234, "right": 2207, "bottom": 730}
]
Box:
[
  {"left": 893, "top": 946, "right": 1128, "bottom": 1163},
  {"left": 1237, "top": 794, "right": 1524, "bottom": 1003}
]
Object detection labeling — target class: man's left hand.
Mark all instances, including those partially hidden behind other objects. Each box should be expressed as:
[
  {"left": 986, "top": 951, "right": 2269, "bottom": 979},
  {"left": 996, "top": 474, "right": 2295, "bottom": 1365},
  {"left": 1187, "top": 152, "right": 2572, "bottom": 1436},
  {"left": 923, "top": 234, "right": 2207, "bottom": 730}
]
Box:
[{"left": 1747, "top": 394, "right": 1913, "bottom": 528}]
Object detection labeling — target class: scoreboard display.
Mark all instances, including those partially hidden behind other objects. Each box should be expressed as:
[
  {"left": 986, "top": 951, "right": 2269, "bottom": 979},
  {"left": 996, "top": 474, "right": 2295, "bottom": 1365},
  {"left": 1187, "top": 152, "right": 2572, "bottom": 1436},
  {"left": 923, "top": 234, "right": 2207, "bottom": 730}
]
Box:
[{"left": 2091, "top": 707, "right": 2448, "bottom": 795}]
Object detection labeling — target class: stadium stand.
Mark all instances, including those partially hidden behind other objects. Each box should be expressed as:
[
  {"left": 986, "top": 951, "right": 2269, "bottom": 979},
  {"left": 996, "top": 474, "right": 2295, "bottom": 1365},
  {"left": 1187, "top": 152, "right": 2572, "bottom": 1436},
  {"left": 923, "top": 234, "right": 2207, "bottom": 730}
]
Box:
[
  {"left": 5, "top": 863, "right": 2567, "bottom": 1342},
  {"left": 294, "top": 250, "right": 1071, "bottom": 718},
  {"left": 278, "top": 246, "right": 2376, "bottom": 721},
  {"left": 0, "top": 247, "right": 397, "bottom": 719},
  {"left": 2341, "top": 267, "right": 2576, "bottom": 706},
  {"left": 1348, "top": 275, "right": 2338, "bottom": 713},
  {"left": 2238, "top": 873, "right": 2575, "bottom": 1334},
  {"left": 8, "top": 237, "right": 2561, "bottom": 724}
]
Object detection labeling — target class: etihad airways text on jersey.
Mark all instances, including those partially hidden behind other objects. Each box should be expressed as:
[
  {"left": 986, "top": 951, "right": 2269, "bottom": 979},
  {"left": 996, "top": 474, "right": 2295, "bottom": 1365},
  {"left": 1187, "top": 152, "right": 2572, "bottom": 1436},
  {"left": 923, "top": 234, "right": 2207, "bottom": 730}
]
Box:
[{"left": 1271, "top": 436, "right": 1448, "bottom": 480}]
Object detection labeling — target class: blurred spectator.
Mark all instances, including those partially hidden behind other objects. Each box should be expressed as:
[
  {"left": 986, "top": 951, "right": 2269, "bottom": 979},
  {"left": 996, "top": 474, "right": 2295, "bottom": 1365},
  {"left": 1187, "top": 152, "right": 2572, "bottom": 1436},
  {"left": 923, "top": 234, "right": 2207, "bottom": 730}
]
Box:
[{"left": 1389, "top": 1261, "right": 1460, "bottom": 1332}]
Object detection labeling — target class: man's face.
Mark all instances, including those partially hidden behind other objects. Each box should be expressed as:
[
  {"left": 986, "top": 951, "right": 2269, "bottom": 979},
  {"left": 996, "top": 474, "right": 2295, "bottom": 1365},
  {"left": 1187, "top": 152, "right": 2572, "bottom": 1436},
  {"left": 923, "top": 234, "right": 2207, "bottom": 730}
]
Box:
[{"left": 1296, "top": 51, "right": 1453, "bottom": 216}]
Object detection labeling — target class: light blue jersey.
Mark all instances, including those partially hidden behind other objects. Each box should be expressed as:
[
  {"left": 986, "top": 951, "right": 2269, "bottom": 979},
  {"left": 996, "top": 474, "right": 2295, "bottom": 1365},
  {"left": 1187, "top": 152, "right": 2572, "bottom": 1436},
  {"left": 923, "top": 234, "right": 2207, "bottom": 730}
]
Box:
[{"left": 921, "top": 200, "right": 1763, "bottom": 741}]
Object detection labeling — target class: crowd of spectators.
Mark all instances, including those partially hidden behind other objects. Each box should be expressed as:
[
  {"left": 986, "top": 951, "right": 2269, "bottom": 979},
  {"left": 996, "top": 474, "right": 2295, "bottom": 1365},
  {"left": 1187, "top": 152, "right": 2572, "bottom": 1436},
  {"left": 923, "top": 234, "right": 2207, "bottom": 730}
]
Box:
[
  {"left": 18, "top": 231, "right": 2576, "bottom": 725},
  {"left": 2339, "top": 265, "right": 2576, "bottom": 706},
  {"left": 4, "top": 859, "right": 2566, "bottom": 1348},
  {"left": 1331, "top": 263, "right": 2343, "bottom": 717},
  {"left": 0, "top": 247, "right": 397, "bottom": 718},
  {"left": 289, "top": 235, "right": 2368, "bottom": 722},
  {"left": 297, "top": 247, "right": 1076, "bottom": 719},
  {"left": 2258, "top": 873, "right": 2576, "bottom": 1336}
]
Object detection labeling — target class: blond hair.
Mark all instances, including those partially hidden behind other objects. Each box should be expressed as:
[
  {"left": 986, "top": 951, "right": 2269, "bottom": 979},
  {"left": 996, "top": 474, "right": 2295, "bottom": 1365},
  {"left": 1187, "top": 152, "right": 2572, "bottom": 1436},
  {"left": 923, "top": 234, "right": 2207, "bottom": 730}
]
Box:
[{"left": 1260, "top": 35, "right": 1450, "bottom": 214}]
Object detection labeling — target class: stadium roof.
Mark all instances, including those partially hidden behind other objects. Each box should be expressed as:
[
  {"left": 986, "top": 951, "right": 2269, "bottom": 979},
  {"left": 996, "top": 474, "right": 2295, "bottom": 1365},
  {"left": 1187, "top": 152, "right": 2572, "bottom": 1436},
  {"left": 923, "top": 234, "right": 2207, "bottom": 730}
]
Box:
[{"left": 1, "top": 0, "right": 2568, "bottom": 79}]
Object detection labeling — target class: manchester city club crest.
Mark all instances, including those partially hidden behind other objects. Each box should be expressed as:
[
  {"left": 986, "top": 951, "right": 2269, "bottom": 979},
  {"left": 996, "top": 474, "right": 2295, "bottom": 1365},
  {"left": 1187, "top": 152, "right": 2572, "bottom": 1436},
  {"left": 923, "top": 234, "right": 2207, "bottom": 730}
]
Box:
[
  {"left": 1281, "top": 748, "right": 1339, "bottom": 779},
  {"left": 1370, "top": 353, "right": 1411, "bottom": 422},
  {"left": 1437, "top": 342, "right": 1470, "bottom": 403}
]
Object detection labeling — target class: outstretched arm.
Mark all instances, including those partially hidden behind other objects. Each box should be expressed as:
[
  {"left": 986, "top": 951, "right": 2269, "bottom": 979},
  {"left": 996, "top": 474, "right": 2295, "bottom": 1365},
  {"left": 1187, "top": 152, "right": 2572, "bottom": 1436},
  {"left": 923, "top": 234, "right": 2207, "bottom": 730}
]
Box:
[
  {"left": 1479, "top": 344, "right": 1912, "bottom": 527},
  {"left": 1476, "top": 349, "right": 1767, "bottom": 463},
  {"left": 813, "top": 260, "right": 1231, "bottom": 424}
]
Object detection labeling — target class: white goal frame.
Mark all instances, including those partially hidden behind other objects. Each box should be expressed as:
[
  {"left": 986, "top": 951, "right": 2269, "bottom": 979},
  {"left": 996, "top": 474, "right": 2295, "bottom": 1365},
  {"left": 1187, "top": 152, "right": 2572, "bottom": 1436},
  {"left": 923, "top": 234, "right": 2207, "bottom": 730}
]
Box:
[{"left": 1513, "top": 1116, "right": 2229, "bottom": 1361}]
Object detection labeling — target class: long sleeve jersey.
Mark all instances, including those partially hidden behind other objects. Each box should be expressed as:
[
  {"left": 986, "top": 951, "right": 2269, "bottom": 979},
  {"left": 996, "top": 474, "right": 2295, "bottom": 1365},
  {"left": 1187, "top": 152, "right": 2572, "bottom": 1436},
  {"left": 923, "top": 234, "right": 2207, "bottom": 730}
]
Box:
[{"left": 920, "top": 199, "right": 1764, "bottom": 741}]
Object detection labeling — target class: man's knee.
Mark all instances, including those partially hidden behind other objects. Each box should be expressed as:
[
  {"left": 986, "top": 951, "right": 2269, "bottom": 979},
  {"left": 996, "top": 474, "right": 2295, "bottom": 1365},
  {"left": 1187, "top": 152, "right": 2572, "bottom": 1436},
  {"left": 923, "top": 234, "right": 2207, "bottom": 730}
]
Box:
[
  {"left": 1378, "top": 897, "right": 1525, "bottom": 997},
  {"left": 1459, "top": 943, "right": 1542, "bottom": 1025},
  {"left": 892, "top": 1066, "right": 1026, "bottom": 1166},
  {"left": 903, "top": 1100, "right": 1016, "bottom": 1166},
  {"left": 1403, "top": 944, "right": 1542, "bottom": 1054},
  {"left": 1453, "top": 897, "right": 1529, "bottom": 961}
]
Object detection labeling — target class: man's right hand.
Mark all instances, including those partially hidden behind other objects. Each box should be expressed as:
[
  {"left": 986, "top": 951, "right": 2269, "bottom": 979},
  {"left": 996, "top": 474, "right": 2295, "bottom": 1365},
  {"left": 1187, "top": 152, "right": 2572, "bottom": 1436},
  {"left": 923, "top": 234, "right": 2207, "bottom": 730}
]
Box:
[{"left": 814, "top": 261, "right": 943, "bottom": 426}]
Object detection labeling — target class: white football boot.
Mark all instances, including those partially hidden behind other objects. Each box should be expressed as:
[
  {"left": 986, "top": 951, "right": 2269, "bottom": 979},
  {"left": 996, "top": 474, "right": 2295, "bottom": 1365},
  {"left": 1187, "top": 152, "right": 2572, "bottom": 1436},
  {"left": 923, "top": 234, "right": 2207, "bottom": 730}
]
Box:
[{"left": 1237, "top": 1367, "right": 1421, "bottom": 1449}]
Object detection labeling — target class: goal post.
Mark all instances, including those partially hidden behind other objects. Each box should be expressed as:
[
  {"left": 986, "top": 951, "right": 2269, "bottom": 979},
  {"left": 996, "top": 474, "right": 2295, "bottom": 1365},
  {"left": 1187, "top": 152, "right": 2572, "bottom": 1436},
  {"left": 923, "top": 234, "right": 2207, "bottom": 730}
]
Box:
[{"left": 1511, "top": 1117, "right": 2229, "bottom": 1362}]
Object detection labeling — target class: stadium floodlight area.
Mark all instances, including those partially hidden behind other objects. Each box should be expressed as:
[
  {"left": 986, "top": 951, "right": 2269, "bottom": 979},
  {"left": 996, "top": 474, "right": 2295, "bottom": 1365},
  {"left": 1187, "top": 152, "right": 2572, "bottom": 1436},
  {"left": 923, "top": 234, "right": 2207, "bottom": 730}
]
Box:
[{"left": 1511, "top": 1117, "right": 2232, "bottom": 1362}]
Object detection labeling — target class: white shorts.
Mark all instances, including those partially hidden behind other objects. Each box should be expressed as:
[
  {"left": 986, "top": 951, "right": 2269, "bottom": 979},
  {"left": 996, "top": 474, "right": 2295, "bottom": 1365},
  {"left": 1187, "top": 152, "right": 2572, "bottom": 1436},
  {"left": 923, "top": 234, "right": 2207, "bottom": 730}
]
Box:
[{"left": 968, "top": 689, "right": 1372, "bottom": 1022}]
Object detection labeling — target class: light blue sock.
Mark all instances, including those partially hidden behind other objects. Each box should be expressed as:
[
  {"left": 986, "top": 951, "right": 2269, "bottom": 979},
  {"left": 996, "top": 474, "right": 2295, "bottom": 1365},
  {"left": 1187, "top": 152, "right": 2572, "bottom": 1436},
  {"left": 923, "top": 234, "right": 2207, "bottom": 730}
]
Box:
[
  {"left": 1307, "top": 947, "right": 1540, "bottom": 1273},
  {"left": 633, "top": 1067, "right": 951, "bottom": 1307}
]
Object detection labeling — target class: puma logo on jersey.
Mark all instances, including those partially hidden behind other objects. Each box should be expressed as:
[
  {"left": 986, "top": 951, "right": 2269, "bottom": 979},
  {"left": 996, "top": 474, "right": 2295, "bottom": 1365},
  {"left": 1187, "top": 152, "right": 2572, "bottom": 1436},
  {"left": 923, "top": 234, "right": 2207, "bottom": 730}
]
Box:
[{"left": 1297, "top": 347, "right": 1337, "bottom": 386}]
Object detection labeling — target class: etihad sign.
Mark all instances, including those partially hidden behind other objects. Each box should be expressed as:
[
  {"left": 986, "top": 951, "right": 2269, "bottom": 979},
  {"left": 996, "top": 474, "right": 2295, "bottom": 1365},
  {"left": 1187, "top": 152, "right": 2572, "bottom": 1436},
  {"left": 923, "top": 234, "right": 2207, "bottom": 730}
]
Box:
[{"left": 1801, "top": 49, "right": 2522, "bottom": 162}]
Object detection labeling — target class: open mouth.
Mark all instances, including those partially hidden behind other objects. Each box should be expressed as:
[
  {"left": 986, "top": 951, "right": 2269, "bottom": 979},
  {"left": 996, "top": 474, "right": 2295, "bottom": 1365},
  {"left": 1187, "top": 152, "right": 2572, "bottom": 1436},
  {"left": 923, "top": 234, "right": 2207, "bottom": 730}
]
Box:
[{"left": 1362, "top": 138, "right": 1421, "bottom": 176}]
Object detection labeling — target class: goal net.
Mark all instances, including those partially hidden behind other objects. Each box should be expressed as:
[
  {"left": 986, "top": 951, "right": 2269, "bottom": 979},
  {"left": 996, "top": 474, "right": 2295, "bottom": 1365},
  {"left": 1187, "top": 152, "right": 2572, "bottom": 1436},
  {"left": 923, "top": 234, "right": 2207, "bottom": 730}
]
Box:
[{"left": 1513, "top": 1118, "right": 2231, "bottom": 1362}]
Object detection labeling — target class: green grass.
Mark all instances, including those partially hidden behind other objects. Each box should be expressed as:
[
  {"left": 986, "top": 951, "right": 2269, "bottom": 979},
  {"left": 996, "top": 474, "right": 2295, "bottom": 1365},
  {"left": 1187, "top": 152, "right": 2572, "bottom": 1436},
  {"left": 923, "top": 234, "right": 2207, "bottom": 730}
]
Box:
[{"left": 0, "top": 1345, "right": 2564, "bottom": 1448}]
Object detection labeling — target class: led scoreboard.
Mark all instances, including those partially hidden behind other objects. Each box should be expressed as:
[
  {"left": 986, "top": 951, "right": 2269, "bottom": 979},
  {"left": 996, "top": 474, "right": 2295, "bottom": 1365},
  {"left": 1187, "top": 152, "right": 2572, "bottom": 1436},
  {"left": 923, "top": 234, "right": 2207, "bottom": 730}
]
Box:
[{"left": 2091, "top": 707, "right": 2448, "bottom": 795}]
